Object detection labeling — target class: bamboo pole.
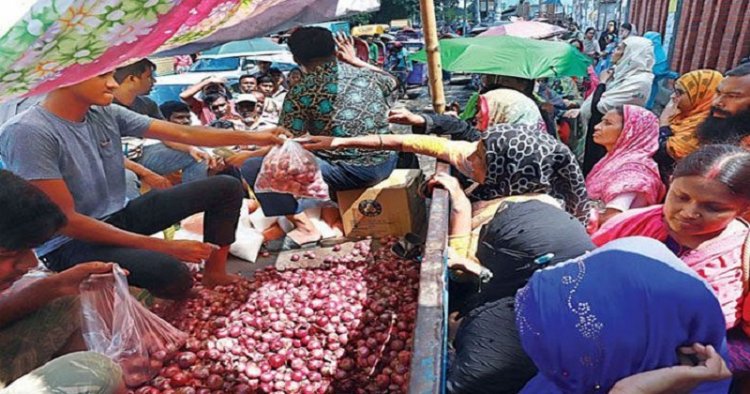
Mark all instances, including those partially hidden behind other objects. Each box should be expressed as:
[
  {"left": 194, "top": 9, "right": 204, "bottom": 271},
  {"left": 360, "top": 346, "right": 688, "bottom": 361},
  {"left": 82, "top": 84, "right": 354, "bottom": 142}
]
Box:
[{"left": 419, "top": 0, "right": 446, "bottom": 114}]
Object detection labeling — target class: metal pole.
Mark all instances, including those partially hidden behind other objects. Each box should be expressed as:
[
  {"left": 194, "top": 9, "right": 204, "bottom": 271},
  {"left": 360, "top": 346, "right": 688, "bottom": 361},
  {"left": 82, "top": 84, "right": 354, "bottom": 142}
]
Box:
[{"left": 419, "top": 0, "right": 447, "bottom": 114}]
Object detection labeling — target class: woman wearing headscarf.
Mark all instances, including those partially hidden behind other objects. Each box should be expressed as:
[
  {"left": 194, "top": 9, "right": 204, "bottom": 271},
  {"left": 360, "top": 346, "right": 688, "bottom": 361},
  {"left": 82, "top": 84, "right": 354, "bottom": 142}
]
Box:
[
  {"left": 582, "top": 27, "right": 602, "bottom": 60},
  {"left": 655, "top": 70, "right": 723, "bottom": 178},
  {"left": 388, "top": 92, "right": 544, "bottom": 141},
  {"left": 431, "top": 172, "right": 594, "bottom": 394},
  {"left": 592, "top": 145, "right": 750, "bottom": 333},
  {"left": 302, "top": 123, "right": 591, "bottom": 221},
  {"left": 586, "top": 105, "right": 665, "bottom": 227},
  {"left": 598, "top": 20, "right": 618, "bottom": 52},
  {"left": 516, "top": 237, "right": 732, "bottom": 393},
  {"left": 388, "top": 77, "right": 546, "bottom": 142},
  {"left": 619, "top": 22, "right": 636, "bottom": 39},
  {"left": 644, "top": 32, "right": 680, "bottom": 110},
  {"left": 568, "top": 36, "right": 655, "bottom": 175},
  {"left": 568, "top": 39, "right": 600, "bottom": 99}
]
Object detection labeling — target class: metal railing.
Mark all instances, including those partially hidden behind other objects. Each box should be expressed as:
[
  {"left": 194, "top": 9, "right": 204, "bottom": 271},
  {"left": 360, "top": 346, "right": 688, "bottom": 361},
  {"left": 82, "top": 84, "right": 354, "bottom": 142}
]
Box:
[{"left": 408, "top": 162, "right": 450, "bottom": 394}]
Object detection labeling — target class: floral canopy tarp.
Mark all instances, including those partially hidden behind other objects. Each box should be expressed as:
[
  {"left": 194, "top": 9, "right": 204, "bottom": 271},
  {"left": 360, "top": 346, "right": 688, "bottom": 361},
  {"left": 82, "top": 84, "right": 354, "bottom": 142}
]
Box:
[{"left": 0, "top": 0, "right": 379, "bottom": 102}]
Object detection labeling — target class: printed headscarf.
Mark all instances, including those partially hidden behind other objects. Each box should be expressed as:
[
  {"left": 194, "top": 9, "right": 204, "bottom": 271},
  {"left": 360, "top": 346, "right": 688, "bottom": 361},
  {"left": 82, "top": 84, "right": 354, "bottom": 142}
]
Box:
[
  {"left": 470, "top": 123, "right": 590, "bottom": 221},
  {"left": 667, "top": 70, "right": 724, "bottom": 159},
  {"left": 517, "top": 237, "right": 731, "bottom": 394}
]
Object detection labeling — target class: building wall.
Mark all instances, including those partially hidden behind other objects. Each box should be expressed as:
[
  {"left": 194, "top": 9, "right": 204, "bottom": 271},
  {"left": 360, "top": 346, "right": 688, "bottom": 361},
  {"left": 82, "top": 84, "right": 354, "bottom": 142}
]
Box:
[
  {"left": 628, "top": 0, "right": 750, "bottom": 73},
  {"left": 572, "top": 0, "right": 627, "bottom": 31}
]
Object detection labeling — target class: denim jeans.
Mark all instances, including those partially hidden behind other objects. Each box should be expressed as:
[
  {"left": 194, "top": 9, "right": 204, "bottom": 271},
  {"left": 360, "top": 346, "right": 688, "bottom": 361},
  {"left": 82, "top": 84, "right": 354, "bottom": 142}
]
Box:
[
  {"left": 136, "top": 143, "right": 208, "bottom": 183},
  {"left": 124, "top": 169, "right": 141, "bottom": 200},
  {"left": 241, "top": 153, "right": 398, "bottom": 217}
]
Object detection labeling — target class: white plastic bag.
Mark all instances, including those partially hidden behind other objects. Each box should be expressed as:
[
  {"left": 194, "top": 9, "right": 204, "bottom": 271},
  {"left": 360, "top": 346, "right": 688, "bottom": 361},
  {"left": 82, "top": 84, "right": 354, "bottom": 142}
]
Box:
[
  {"left": 80, "top": 265, "right": 187, "bottom": 387},
  {"left": 254, "top": 140, "right": 329, "bottom": 199}
]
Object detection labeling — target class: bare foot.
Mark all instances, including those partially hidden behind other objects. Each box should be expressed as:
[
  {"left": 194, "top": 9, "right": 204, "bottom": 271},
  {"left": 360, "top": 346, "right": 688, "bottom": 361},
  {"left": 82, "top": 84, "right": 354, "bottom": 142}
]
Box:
[
  {"left": 202, "top": 272, "right": 243, "bottom": 287},
  {"left": 263, "top": 223, "right": 286, "bottom": 242},
  {"left": 247, "top": 199, "right": 260, "bottom": 214}
]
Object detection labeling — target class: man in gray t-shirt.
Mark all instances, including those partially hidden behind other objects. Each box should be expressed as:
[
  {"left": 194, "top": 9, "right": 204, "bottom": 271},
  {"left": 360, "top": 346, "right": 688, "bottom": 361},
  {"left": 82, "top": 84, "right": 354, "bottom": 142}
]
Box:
[{"left": 0, "top": 69, "right": 287, "bottom": 297}]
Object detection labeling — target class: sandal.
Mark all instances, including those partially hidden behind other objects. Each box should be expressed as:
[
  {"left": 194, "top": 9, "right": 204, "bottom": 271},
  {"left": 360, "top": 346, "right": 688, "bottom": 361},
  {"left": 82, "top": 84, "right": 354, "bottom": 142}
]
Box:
[{"left": 391, "top": 232, "right": 425, "bottom": 259}]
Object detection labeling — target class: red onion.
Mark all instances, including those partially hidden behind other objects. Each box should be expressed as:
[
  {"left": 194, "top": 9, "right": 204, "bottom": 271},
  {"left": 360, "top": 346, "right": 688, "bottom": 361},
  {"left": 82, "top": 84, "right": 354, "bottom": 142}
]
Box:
[
  {"left": 245, "top": 363, "right": 261, "bottom": 379},
  {"left": 205, "top": 374, "right": 223, "bottom": 389},
  {"left": 269, "top": 354, "right": 286, "bottom": 369},
  {"left": 137, "top": 240, "right": 420, "bottom": 394}
]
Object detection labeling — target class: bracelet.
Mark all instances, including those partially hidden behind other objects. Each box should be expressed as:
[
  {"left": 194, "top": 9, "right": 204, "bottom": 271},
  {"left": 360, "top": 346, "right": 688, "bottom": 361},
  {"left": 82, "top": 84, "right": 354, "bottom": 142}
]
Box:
[{"left": 378, "top": 134, "right": 383, "bottom": 149}]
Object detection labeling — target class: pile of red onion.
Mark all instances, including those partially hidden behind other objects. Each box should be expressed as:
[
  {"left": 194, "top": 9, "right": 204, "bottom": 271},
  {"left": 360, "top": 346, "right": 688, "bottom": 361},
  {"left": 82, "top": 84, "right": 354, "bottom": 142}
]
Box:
[{"left": 131, "top": 238, "right": 419, "bottom": 393}]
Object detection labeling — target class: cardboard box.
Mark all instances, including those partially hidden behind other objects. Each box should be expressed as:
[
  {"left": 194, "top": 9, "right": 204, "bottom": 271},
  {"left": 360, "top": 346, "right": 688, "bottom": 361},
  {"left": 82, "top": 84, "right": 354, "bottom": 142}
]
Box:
[{"left": 337, "top": 169, "right": 425, "bottom": 238}]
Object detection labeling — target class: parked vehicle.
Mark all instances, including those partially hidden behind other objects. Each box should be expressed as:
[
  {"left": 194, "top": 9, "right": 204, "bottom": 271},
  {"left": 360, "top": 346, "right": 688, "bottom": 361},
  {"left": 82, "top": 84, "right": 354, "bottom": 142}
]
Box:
[
  {"left": 150, "top": 39, "right": 293, "bottom": 105},
  {"left": 351, "top": 24, "right": 389, "bottom": 37}
]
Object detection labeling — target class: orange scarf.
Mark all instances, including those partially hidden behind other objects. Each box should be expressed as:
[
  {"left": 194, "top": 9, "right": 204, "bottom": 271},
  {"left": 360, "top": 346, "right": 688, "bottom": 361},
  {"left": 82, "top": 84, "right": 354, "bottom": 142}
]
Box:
[{"left": 667, "top": 70, "right": 723, "bottom": 159}]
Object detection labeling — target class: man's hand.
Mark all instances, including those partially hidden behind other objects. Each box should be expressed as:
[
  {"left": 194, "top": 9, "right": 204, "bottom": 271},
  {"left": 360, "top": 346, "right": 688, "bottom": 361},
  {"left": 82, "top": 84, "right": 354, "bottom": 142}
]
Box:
[
  {"left": 599, "top": 68, "right": 614, "bottom": 84},
  {"left": 225, "top": 147, "right": 271, "bottom": 168},
  {"left": 252, "top": 131, "right": 287, "bottom": 146},
  {"left": 249, "top": 127, "right": 294, "bottom": 146},
  {"left": 207, "top": 76, "right": 228, "bottom": 85},
  {"left": 50, "top": 262, "right": 119, "bottom": 296},
  {"left": 660, "top": 100, "right": 679, "bottom": 127},
  {"left": 142, "top": 172, "right": 172, "bottom": 190},
  {"left": 299, "top": 136, "right": 337, "bottom": 151},
  {"left": 156, "top": 240, "right": 219, "bottom": 263},
  {"left": 188, "top": 147, "right": 218, "bottom": 169},
  {"left": 388, "top": 108, "right": 426, "bottom": 126},
  {"left": 335, "top": 33, "right": 364, "bottom": 67}
]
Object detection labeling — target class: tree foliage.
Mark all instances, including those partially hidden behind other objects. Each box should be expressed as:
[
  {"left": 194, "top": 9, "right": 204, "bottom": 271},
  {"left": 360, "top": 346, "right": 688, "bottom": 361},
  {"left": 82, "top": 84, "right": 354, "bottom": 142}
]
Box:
[{"left": 347, "top": 0, "right": 463, "bottom": 26}]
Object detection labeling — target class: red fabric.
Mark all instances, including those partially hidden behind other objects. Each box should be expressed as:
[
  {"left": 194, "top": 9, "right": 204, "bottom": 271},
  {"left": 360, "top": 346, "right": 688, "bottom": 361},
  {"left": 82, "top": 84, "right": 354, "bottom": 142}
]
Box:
[
  {"left": 557, "top": 120, "right": 570, "bottom": 144},
  {"left": 476, "top": 95, "right": 490, "bottom": 131}
]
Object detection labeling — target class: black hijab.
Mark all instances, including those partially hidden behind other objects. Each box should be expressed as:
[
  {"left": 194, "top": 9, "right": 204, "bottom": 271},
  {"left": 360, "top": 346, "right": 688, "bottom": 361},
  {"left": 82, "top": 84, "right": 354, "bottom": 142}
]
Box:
[
  {"left": 469, "top": 199, "right": 594, "bottom": 310},
  {"left": 448, "top": 200, "right": 594, "bottom": 394}
]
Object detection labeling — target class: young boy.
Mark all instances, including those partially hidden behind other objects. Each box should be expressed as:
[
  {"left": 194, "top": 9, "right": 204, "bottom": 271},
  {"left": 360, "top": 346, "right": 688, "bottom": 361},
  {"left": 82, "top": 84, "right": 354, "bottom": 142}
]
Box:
[{"left": 0, "top": 69, "right": 287, "bottom": 296}]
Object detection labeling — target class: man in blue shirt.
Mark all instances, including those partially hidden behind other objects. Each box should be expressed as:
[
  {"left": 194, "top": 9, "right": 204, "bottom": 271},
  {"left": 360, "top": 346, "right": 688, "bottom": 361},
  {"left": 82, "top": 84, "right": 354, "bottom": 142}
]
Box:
[{"left": 0, "top": 69, "right": 287, "bottom": 297}]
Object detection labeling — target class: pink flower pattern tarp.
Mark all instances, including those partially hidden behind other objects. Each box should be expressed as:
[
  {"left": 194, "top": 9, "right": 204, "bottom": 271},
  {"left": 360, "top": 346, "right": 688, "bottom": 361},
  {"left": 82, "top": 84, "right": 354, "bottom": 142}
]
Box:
[{"left": 0, "top": 0, "right": 379, "bottom": 102}]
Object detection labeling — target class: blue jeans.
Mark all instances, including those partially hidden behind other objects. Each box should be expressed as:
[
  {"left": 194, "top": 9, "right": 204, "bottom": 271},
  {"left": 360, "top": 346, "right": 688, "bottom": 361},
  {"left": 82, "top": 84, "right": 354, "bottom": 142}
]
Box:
[
  {"left": 136, "top": 143, "right": 208, "bottom": 183},
  {"left": 125, "top": 169, "right": 140, "bottom": 200},
  {"left": 241, "top": 154, "right": 398, "bottom": 217}
]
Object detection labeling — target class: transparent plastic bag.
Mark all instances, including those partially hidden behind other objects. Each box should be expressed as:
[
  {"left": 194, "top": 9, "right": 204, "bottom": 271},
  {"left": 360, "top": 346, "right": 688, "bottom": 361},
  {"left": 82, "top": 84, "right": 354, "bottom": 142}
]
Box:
[
  {"left": 254, "top": 140, "right": 329, "bottom": 199},
  {"left": 80, "top": 265, "right": 187, "bottom": 387}
]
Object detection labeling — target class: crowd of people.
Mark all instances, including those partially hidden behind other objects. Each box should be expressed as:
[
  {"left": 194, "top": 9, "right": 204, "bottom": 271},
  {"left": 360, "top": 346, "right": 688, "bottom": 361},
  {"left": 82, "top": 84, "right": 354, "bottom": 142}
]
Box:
[{"left": 0, "top": 19, "right": 749, "bottom": 393}]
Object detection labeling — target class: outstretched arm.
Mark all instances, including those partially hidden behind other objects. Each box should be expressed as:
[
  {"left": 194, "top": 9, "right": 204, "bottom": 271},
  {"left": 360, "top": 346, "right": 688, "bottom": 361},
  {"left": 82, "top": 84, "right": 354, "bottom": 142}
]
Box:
[
  {"left": 0, "top": 262, "right": 117, "bottom": 328},
  {"left": 30, "top": 179, "right": 217, "bottom": 264},
  {"left": 145, "top": 119, "right": 290, "bottom": 148},
  {"left": 302, "top": 134, "right": 475, "bottom": 165}
]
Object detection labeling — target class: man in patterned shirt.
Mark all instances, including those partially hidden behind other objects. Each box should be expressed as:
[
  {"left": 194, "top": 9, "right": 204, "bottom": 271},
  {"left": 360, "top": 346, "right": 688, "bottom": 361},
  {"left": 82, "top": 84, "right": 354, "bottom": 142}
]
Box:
[{"left": 240, "top": 27, "right": 399, "bottom": 249}]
